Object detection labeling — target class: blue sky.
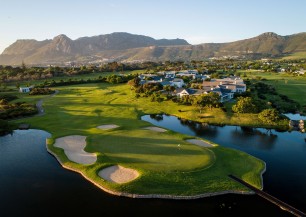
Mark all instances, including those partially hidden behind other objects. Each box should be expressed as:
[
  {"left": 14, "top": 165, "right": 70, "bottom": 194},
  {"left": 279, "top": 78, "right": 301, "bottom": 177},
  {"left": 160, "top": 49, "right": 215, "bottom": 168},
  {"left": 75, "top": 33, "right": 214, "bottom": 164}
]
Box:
[{"left": 1, "top": 0, "right": 305, "bottom": 53}]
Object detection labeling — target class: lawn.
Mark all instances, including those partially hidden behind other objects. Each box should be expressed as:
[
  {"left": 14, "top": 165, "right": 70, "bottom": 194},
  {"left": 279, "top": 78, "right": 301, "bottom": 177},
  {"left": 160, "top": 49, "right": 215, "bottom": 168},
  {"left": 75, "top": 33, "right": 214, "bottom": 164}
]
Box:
[
  {"left": 11, "top": 82, "right": 265, "bottom": 197},
  {"left": 265, "top": 79, "right": 306, "bottom": 107},
  {"left": 240, "top": 70, "right": 306, "bottom": 107}
]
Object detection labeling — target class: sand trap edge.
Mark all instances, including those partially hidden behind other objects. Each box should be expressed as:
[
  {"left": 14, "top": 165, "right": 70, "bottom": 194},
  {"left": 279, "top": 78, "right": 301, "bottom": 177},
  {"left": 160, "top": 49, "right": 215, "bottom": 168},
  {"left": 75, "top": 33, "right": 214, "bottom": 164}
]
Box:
[
  {"left": 143, "top": 126, "right": 167, "bottom": 132},
  {"left": 186, "top": 139, "right": 214, "bottom": 148},
  {"left": 98, "top": 165, "right": 140, "bottom": 184},
  {"left": 97, "top": 124, "right": 119, "bottom": 130},
  {"left": 53, "top": 135, "right": 97, "bottom": 165}
]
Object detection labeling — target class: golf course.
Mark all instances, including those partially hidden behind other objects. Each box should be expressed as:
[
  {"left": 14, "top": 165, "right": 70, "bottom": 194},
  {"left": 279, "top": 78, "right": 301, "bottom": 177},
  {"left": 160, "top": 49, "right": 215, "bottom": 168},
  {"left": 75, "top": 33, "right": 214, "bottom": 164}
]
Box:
[{"left": 13, "top": 82, "right": 265, "bottom": 197}]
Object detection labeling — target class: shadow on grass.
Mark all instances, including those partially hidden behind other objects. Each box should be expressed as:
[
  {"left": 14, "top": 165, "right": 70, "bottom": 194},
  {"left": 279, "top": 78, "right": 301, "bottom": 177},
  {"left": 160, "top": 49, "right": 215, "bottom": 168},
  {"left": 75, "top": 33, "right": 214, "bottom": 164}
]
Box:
[{"left": 89, "top": 134, "right": 208, "bottom": 156}]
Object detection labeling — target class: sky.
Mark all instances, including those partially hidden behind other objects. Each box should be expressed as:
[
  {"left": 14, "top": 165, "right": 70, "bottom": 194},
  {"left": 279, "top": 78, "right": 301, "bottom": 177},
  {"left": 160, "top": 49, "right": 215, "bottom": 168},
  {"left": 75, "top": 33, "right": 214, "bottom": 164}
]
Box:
[{"left": 0, "top": 0, "right": 305, "bottom": 53}]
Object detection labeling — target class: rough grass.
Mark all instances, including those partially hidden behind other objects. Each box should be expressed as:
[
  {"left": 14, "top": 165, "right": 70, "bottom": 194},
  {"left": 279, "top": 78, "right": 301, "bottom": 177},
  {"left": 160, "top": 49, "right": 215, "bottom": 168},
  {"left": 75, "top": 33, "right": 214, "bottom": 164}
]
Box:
[
  {"left": 12, "top": 83, "right": 265, "bottom": 196},
  {"left": 281, "top": 52, "right": 306, "bottom": 60}
]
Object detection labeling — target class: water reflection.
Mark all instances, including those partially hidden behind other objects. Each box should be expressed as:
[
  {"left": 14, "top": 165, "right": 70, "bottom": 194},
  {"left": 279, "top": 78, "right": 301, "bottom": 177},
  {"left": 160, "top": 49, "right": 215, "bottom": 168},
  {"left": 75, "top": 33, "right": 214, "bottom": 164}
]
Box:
[
  {"left": 178, "top": 117, "right": 219, "bottom": 137},
  {"left": 230, "top": 127, "right": 278, "bottom": 150},
  {"left": 1, "top": 126, "right": 304, "bottom": 216},
  {"left": 142, "top": 114, "right": 306, "bottom": 212}
]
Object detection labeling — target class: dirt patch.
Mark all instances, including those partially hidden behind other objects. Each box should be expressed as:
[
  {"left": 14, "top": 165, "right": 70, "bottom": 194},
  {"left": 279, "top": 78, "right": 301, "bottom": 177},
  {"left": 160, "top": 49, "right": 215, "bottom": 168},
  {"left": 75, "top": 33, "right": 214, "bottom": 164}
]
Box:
[{"left": 98, "top": 165, "right": 139, "bottom": 184}]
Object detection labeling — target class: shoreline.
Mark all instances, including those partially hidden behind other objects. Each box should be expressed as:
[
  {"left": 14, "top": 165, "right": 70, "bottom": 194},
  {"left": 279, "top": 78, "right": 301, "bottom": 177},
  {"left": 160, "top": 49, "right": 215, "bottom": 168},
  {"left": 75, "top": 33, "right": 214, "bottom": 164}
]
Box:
[
  {"left": 148, "top": 113, "right": 289, "bottom": 132},
  {"left": 46, "top": 138, "right": 266, "bottom": 200}
]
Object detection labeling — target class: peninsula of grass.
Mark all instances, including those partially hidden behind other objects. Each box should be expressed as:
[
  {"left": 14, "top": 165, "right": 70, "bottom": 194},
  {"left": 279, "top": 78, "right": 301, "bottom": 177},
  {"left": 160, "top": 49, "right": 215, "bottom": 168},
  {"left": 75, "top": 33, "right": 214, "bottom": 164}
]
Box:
[{"left": 12, "top": 83, "right": 265, "bottom": 198}]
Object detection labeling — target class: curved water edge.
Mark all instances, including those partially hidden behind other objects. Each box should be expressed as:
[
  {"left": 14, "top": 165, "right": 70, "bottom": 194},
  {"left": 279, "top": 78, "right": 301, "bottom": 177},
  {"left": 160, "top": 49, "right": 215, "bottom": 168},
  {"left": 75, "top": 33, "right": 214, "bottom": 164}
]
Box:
[
  {"left": 284, "top": 113, "right": 306, "bottom": 120},
  {"left": 46, "top": 143, "right": 258, "bottom": 199},
  {"left": 1, "top": 128, "right": 303, "bottom": 215},
  {"left": 46, "top": 131, "right": 266, "bottom": 199}
]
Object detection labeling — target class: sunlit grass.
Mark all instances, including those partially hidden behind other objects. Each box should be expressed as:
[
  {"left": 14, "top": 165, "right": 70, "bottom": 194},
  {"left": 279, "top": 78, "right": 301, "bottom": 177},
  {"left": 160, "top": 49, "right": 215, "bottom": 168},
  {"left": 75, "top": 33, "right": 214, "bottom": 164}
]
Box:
[{"left": 12, "top": 82, "right": 265, "bottom": 196}]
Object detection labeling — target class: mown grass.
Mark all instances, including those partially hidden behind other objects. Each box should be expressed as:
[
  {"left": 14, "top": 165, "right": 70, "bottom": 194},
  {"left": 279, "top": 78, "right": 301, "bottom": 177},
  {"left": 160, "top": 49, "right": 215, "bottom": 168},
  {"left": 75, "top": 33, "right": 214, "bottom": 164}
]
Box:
[
  {"left": 11, "top": 82, "right": 265, "bottom": 196},
  {"left": 241, "top": 70, "right": 306, "bottom": 107}
]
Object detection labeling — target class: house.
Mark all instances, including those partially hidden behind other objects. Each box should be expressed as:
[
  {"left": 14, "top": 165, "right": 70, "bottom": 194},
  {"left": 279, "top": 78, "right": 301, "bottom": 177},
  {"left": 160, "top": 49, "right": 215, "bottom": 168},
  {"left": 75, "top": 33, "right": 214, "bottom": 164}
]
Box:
[
  {"left": 175, "top": 88, "right": 206, "bottom": 98},
  {"left": 294, "top": 69, "right": 305, "bottom": 75},
  {"left": 170, "top": 78, "right": 184, "bottom": 88},
  {"left": 236, "top": 84, "right": 247, "bottom": 92},
  {"left": 165, "top": 71, "right": 176, "bottom": 79},
  {"left": 202, "top": 77, "right": 246, "bottom": 94},
  {"left": 176, "top": 70, "right": 198, "bottom": 79},
  {"left": 19, "top": 86, "right": 34, "bottom": 93},
  {"left": 202, "top": 86, "right": 234, "bottom": 102}
]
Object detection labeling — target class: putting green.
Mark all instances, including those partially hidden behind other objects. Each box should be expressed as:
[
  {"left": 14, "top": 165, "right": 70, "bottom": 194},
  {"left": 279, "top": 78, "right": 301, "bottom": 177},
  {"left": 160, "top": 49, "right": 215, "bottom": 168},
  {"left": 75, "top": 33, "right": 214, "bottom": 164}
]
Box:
[{"left": 89, "top": 129, "right": 215, "bottom": 172}]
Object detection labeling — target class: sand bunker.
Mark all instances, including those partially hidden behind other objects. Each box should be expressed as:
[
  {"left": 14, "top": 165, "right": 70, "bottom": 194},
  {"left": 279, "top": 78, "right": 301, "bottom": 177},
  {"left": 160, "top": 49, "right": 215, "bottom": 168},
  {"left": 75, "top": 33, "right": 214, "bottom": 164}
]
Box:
[
  {"left": 98, "top": 165, "right": 139, "bottom": 184},
  {"left": 186, "top": 139, "right": 213, "bottom": 147},
  {"left": 143, "top": 127, "right": 167, "bottom": 132},
  {"left": 54, "top": 135, "right": 97, "bottom": 165},
  {"left": 97, "top": 124, "right": 119, "bottom": 130}
]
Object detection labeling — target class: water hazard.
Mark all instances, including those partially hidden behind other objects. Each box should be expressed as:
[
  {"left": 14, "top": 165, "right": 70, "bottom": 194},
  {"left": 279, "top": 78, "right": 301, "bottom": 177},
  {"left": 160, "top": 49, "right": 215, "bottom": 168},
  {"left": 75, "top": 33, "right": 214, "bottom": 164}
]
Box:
[{"left": 1, "top": 123, "right": 303, "bottom": 216}]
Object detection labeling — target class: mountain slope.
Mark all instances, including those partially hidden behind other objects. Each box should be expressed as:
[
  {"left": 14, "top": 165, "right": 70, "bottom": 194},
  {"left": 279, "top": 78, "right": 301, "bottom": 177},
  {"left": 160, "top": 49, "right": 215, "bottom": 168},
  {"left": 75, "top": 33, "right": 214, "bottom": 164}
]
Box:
[{"left": 0, "top": 32, "right": 305, "bottom": 65}]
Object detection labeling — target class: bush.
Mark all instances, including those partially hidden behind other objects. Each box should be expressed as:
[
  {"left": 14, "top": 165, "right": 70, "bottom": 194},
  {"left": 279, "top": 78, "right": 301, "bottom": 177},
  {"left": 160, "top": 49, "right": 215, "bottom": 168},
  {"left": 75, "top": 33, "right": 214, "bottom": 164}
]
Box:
[
  {"left": 258, "top": 109, "right": 280, "bottom": 125},
  {"left": 29, "top": 88, "right": 55, "bottom": 95},
  {"left": 0, "top": 119, "right": 12, "bottom": 136},
  {"left": 0, "top": 94, "right": 18, "bottom": 102}
]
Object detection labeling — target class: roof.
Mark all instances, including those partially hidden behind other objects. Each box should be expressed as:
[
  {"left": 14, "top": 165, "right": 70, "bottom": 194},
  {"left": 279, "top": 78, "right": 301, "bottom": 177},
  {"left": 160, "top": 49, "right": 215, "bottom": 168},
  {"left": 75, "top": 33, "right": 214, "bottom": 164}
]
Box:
[
  {"left": 161, "top": 81, "right": 171, "bottom": 86},
  {"left": 173, "top": 78, "right": 183, "bottom": 82}
]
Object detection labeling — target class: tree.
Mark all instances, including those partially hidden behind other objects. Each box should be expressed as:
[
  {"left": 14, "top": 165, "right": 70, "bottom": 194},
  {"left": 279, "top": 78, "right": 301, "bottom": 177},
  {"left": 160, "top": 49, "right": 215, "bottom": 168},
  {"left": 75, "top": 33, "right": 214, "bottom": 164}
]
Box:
[
  {"left": 15, "top": 83, "right": 20, "bottom": 89},
  {"left": 193, "top": 92, "right": 220, "bottom": 113},
  {"left": 0, "top": 119, "right": 11, "bottom": 136},
  {"left": 127, "top": 77, "right": 140, "bottom": 88},
  {"left": 163, "top": 85, "right": 175, "bottom": 96},
  {"left": 232, "top": 97, "right": 257, "bottom": 113},
  {"left": 258, "top": 109, "right": 280, "bottom": 125},
  {"left": 21, "top": 61, "right": 27, "bottom": 72}
]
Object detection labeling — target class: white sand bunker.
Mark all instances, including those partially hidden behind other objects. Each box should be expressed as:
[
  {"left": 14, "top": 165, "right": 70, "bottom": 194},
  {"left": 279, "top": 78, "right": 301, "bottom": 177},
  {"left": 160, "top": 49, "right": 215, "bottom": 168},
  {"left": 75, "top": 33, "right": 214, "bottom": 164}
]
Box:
[
  {"left": 98, "top": 165, "right": 139, "bottom": 184},
  {"left": 97, "top": 124, "right": 119, "bottom": 130},
  {"left": 143, "top": 126, "right": 167, "bottom": 132},
  {"left": 54, "top": 135, "right": 97, "bottom": 165},
  {"left": 186, "top": 139, "right": 213, "bottom": 147}
]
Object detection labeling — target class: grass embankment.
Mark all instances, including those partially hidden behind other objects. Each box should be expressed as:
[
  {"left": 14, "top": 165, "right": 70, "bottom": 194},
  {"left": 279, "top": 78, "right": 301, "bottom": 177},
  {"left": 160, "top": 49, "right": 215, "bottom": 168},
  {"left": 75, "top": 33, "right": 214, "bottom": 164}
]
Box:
[
  {"left": 11, "top": 83, "right": 264, "bottom": 196},
  {"left": 242, "top": 71, "right": 306, "bottom": 111}
]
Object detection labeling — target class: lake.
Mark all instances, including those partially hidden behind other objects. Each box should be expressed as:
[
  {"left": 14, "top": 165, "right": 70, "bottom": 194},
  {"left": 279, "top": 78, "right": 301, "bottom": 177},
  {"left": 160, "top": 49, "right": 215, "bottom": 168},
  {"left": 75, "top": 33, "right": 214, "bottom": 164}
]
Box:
[
  {"left": 1, "top": 117, "right": 305, "bottom": 217},
  {"left": 284, "top": 113, "right": 306, "bottom": 120}
]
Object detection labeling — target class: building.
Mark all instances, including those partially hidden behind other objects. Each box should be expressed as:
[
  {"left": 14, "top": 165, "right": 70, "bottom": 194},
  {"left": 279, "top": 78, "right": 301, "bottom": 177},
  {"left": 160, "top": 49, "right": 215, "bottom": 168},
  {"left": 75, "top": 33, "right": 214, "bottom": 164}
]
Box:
[
  {"left": 171, "top": 78, "right": 184, "bottom": 88},
  {"left": 19, "top": 86, "right": 34, "bottom": 93}
]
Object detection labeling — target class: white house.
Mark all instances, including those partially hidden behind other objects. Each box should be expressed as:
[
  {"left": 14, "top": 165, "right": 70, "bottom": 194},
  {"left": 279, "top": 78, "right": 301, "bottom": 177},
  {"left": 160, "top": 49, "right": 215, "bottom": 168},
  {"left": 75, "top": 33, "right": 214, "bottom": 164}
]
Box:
[
  {"left": 236, "top": 84, "right": 247, "bottom": 92},
  {"left": 19, "top": 86, "right": 33, "bottom": 93}
]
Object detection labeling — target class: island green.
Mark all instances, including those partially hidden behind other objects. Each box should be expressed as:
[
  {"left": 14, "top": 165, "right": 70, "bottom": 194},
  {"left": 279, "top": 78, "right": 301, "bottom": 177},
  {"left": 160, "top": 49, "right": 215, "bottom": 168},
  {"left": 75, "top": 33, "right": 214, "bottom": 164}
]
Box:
[{"left": 12, "top": 82, "right": 265, "bottom": 197}]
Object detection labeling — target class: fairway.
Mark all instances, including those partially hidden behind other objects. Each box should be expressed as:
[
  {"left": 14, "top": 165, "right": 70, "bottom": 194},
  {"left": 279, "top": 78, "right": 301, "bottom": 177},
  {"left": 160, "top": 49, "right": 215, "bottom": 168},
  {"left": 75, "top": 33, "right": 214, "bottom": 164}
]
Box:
[
  {"left": 266, "top": 79, "right": 306, "bottom": 106},
  {"left": 13, "top": 82, "right": 265, "bottom": 197},
  {"left": 241, "top": 70, "right": 306, "bottom": 106}
]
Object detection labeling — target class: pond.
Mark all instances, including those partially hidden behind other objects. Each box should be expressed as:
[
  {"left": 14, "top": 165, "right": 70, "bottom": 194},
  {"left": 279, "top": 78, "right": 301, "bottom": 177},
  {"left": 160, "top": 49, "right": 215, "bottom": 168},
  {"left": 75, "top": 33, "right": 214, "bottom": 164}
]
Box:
[
  {"left": 284, "top": 113, "right": 306, "bottom": 120},
  {"left": 1, "top": 123, "right": 304, "bottom": 217},
  {"left": 142, "top": 114, "right": 306, "bottom": 214}
]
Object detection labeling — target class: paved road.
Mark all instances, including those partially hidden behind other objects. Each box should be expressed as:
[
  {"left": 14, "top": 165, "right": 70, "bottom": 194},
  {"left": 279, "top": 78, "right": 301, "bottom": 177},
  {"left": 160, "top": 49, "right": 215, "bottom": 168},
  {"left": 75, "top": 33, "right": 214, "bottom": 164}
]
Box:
[{"left": 36, "top": 90, "right": 59, "bottom": 116}]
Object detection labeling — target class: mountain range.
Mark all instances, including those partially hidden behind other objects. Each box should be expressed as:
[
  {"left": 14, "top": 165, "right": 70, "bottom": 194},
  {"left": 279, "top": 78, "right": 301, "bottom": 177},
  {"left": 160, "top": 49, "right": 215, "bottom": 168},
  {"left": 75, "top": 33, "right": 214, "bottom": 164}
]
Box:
[{"left": 1, "top": 32, "right": 305, "bottom": 65}]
